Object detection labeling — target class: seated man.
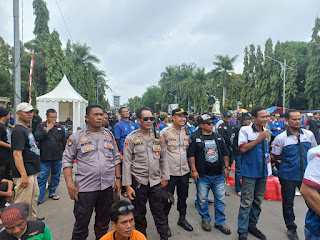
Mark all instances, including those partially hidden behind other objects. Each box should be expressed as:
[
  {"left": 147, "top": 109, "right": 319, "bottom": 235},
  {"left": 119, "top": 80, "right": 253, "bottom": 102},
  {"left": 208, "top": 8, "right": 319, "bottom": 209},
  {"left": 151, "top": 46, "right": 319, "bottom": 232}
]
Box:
[
  {"left": 0, "top": 178, "right": 14, "bottom": 209},
  {"left": 0, "top": 202, "right": 52, "bottom": 240},
  {"left": 100, "top": 200, "right": 146, "bottom": 240}
]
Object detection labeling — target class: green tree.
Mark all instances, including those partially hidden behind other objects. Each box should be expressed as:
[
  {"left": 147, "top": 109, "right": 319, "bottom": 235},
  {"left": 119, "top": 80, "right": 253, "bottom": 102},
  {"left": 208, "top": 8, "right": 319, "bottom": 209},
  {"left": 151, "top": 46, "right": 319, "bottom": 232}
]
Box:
[
  {"left": 211, "top": 54, "right": 238, "bottom": 109},
  {"left": 45, "top": 30, "right": 64, "bottom": 91},
  {"left": 33, "top": 0, "right": 50, "bottom": 42},
  {"left": 128, "top": 96, "right": 142, "bottom": 113},
  {"left": 305, "top": 17, "right": 320, "bottom": 109},
  {"left": 141, "top": 86, "right": 162, "bottom": 112}
]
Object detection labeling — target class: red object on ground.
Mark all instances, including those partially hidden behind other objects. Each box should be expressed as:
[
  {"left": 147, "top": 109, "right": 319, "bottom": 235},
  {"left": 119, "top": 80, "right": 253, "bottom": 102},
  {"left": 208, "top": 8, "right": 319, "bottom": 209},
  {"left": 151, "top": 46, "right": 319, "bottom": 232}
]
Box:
[
  {"left": 264, "top": 176, "right": 282, "bottom": 201},
  {"left": 226, "top": 176, "right": 235, "bottom": 186},
  {"left": 230, "top": 162, "right": 235, "bottom": 172}
]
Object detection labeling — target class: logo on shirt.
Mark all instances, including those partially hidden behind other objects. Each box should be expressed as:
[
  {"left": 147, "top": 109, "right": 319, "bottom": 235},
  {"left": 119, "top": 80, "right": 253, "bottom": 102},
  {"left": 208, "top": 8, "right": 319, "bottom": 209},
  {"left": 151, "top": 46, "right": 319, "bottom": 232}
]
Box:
[
  {"left": 68, "top": 139, "right": 73, "bottom": 146},
  {"left": 81, "top": 137, "right": 89, "bottom": 142},
  {"left": 131, "top": 126, "right": 135, "bottom": 129},
  {"left": 124, "top": 140, "right": 130, "bottom": 148},
  {"left": 106, "top": 143, "right": 113, "bottom": 149},
  {"left": 28, "top": 231, "right": 39, "bottom": 237},
  {"left": 155, "top": 146, "right": 161, "bottom": 151},
  {"left": 105, "top": 134, "right": 110, "bottom": 140},
  {"left": 204, "top": 139, "right": 218, "bottom": 163},
  {"left": 84, "top": 146, "right": 92, "bottom": 151},
  {"left": 28, "top": 133, "right": 40, "bottom": 155},
  {"left": 135, "top": 139, "right": 141, "bottom": 143}
]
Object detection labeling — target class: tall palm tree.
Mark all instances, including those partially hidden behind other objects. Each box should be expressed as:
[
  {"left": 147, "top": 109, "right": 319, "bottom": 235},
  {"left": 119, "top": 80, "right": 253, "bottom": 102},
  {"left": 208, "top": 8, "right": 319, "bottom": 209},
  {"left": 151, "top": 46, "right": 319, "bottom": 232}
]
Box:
[{"left": 212, "top": 55, "right": 238, "bottom": 108}]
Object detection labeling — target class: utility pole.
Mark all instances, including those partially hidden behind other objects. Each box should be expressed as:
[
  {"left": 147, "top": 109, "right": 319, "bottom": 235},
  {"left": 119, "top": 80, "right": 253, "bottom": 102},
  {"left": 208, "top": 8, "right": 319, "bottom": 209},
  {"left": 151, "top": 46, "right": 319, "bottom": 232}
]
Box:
[
  {"left": 13, "top": 0, "right": 21, "bottom": 117},
  {"left": 266, "top": 56, "right": 293, "bottom": 113}
]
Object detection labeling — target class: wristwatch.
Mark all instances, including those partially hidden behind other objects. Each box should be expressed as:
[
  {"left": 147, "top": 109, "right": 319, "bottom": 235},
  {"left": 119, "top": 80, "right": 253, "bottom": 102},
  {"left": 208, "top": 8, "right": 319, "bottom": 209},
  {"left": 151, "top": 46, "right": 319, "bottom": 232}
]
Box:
[
  {"left": 116, "top": 176, "right": 121, "bottom": 180},
  {"left": 224, "top": 166, "right": 230, "bottom": 170},
  {"left": 191, "top": 169, "right": 197, "bottom": 173}
]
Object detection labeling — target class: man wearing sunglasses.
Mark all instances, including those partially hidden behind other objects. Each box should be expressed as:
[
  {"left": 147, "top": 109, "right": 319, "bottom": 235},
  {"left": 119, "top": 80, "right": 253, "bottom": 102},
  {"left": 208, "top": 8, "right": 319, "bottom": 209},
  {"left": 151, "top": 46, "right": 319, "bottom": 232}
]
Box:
[
  {"left": 188, "top": 113, "right": 231, "bottom": 234},
  {"left": 100, "top": 200, "right": 146, "bottom": 240},
  {"left": 122, "top": 107, "right": 170, "bottom": 240},
  {"left": 161, "top": 108, "right": 193, "bottom": 235}
]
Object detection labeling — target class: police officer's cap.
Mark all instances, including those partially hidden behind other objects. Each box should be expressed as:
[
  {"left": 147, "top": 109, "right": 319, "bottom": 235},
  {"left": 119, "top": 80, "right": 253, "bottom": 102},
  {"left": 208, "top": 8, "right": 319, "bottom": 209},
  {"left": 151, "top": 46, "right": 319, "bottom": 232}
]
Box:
[
  {"left": 241, "top": 112, "right": 252, "bottom": 120},
  {"left": 223, "top": 111, "right": 232, "bottom": 118},
  {"left": 172, "top": 108, "right": 188, "bottom": 116}
]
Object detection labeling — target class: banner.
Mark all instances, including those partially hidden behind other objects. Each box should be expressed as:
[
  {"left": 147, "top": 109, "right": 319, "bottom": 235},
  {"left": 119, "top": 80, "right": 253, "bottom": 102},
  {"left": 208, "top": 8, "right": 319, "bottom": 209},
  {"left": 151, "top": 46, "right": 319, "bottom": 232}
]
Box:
[{"left": 28, "top": 55, "right": 34, "bottom": 104}]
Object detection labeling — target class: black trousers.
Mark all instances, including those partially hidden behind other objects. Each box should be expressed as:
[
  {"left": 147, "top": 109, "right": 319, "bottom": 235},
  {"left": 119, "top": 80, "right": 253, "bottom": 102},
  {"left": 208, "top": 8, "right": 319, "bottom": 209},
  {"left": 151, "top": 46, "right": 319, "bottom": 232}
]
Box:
[
  {"left": 0, "top": 182, "right": 8, "bottom": 209},
  {"left": 131, "top": 178, "right": 168, "bottom": 239},
  {"left": 0, "top": 162, "right": 12, "bottom": 180},
  {"left": 279, "top": 178, "right": 302, "bottom": 230},
  {"left": 164, "top": 173, "right": 189, "bottom": 218},
  {"left": 72, "top": 186, "right": 113, "bottom": 240}
]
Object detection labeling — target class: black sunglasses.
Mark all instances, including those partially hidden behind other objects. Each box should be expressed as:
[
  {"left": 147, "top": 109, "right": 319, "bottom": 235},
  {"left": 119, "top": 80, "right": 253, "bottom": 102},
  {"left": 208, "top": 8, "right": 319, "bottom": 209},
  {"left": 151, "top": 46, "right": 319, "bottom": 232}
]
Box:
[
  {"left": 118, "top": 205, "right": 135, "bottom": 213},
  {"left": 204, "top": 122, "right": 214, "bottom": 126},
  {"left": 142, "top": 117, "right": 155, "bottom": 122}
]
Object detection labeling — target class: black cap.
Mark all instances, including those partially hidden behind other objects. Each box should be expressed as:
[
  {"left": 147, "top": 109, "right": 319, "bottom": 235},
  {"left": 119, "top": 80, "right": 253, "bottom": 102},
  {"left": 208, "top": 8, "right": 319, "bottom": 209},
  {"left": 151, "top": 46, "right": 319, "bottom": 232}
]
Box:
[
  {"left": 172, "top": 108, "right": 188, "bottom": 116},
  {"left": 241, "top": 112, "right": 252, "bottom": 120},
  {"left": 199, "top": 113, "right": 215, "bottom": 124},
  {"left": 0, "top": 107, "right": 9, "bottom": 118},
  {"left": 223, "top": 111, "right": 232, "bottom": 118},
  {"left": 188, "top": 115, "right": 195, "bottom": 121}
]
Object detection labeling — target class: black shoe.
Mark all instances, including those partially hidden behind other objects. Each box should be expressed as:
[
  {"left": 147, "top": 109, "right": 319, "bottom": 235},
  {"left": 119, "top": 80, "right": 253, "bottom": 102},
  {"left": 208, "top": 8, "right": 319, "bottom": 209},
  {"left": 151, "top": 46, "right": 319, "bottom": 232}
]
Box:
[
  {"left": 37, "top": 201, "right": 43, "bottom": 205},
  {"left": 248, "top": 226, "right": 266, "bottom": 240},
  {"left": 36, "top": 217, "right": 45, "bottom": 222},
  {"left": 239, "top": 236, "right": 247, "bottom": 240},
  {"left": 167, "top": 227, "right": 172, "bottom": 237},
  {"left": 287, "top": 229, "right": 299, "bottom": 240},
  {"left": 177, "top": 219, "right": 193, "bottom": 231}
]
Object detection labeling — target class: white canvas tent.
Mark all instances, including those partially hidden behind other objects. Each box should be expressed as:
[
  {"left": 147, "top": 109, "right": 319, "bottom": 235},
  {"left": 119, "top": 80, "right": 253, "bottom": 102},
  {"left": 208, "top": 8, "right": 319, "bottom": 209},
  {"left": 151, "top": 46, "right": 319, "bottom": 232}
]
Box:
[{"left": 36, "top": 75, "right": 88, "bottom": 132}]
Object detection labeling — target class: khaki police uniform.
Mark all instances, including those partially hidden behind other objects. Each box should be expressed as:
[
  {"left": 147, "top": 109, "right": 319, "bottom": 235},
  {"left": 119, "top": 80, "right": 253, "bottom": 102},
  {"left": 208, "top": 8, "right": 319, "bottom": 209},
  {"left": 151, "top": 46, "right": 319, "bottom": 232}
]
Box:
[
  {"left": 62, "top": 126, "right": 120, "bottom": 240},
  {"left": 160, "top": 125, "right": 190, "bottom": 219},
  {"left": 122, "top": 129, "right": 169, "bottom": 239}
]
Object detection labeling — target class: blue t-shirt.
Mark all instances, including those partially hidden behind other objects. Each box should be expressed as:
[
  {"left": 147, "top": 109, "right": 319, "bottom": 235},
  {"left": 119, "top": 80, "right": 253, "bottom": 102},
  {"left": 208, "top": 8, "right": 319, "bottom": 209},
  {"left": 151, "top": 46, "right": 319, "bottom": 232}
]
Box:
[
  {"left": 113, "top": 119, "right": 135, "bottom": 153},
  {"left": 268, "top": 120, "right": 283, "bottom": 137}
]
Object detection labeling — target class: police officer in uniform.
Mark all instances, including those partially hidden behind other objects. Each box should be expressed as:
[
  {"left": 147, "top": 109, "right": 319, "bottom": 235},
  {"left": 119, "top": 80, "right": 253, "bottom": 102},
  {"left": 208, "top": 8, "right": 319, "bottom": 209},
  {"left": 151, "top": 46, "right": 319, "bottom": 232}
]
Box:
[
  {"left": 62, "top": 105, "right": 121, "bottom": 240},
  {"left": 122, "top": 107, "right": 170, "bottom": 240},
  {"left": 161, "top": 108, "right": 193, "bottom": 235}
]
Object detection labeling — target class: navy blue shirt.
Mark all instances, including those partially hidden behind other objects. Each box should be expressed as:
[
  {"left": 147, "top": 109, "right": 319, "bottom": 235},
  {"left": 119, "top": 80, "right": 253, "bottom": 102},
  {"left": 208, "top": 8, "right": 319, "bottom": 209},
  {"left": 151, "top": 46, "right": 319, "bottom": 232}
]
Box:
[{"left": 268, "top": 120, "right": 283, "bottom": 137}]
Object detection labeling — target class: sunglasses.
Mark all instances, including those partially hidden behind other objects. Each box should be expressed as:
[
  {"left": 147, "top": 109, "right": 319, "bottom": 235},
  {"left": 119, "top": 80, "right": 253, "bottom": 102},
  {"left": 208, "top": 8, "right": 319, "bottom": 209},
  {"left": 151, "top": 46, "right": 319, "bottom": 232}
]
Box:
[
  {"left": 118, "top": 205, "right": 135, "bottom": 213},
  {"left": 142, "top": 117, "right": 155, "bottom": 122},
  {"left": 204, "top": 122, "right": 214, "bottom": 125}
]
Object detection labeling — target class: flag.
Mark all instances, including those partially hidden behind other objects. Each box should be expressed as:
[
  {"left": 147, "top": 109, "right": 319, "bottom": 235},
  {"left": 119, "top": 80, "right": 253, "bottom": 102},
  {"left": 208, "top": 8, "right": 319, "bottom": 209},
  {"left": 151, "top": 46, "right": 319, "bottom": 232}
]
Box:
[{"left": 28, "top": 55, "right": 34, "bottom": 104}]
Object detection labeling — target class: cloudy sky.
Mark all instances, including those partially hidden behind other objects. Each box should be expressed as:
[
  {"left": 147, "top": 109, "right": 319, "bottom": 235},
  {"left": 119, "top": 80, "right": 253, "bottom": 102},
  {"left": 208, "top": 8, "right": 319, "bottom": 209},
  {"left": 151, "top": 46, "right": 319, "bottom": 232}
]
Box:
[{"left": 1, "top": 0, "right": 319, "bottom": 105}]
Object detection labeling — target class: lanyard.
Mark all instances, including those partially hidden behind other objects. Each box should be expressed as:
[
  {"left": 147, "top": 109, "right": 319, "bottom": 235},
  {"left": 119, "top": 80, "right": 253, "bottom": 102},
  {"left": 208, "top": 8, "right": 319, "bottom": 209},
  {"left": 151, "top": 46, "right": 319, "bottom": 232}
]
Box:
[{"left": 261, "top": 140, "right": 265, "bottom": 176}]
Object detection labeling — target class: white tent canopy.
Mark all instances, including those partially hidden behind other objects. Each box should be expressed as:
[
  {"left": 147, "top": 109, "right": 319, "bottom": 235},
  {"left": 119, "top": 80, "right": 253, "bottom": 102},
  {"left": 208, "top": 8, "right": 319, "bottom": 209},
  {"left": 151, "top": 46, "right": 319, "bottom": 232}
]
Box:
[{"left": 36, "top": 75, "right": 88, "bottom": 131}]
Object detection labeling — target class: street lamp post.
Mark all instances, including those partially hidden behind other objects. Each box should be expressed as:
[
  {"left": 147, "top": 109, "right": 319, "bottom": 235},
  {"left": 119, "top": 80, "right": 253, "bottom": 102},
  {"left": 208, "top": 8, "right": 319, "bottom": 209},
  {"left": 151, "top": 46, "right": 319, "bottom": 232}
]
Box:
[{"left": 266, "top": 56, "right": 293, "bottom": 113}]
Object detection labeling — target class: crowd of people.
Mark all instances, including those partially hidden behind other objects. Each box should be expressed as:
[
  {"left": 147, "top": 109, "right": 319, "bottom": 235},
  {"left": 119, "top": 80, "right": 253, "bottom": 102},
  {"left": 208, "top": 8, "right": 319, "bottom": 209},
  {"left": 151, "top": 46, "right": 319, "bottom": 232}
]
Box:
[{"left": 0, "top": 102, "right": 319, "bottom": 240}]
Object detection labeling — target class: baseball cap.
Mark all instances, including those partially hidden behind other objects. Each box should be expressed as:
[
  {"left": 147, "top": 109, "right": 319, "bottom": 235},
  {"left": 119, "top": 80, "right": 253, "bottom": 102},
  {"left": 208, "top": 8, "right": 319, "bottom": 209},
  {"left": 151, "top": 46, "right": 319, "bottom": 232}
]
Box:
[
  {"left": 0, "top": 107, "right": 9, "bottom": 118},
  {"left": 188, "top": 115, "right": 195, "bottom": 121},
  {"left": 172, "top": 108, "right": 188, "bottom": 116},
  {"left": 199, "top": 113, "right": 215, "bottom": 124},
  {"left": 307, "top": 112, "right": 313, "bottom": 117},
  {"left": 241, "top": 112, "right": 252, "bottom": 120},
  {"left": 223, "top": 111, "right": 232, "bottom": 118},
  {"left": 275, "top": 114, "right": 280, "bottom": 117},
  {"left": 160, "top": 112, "right": 168, "bottom": 118},
  {"left": 16, "top": 102, "right": 34, "bottom": 113},
  {"left": 1, "top": 203, "right": 29, "bottom": 227}
]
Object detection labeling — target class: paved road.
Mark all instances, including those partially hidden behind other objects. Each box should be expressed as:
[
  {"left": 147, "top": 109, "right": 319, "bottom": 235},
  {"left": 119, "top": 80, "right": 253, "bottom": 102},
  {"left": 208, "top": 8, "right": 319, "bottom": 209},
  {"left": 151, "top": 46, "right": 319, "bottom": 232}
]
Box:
[{"left": 39, "top": 171, "right": 308, "bottom": 240}]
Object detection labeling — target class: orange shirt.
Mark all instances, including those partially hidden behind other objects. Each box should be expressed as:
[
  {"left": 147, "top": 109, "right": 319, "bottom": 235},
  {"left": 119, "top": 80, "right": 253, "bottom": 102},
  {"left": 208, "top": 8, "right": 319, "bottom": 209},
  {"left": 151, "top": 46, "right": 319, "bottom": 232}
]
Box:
[{"left": 100, "top": 230, "right": 147, "bottom": 240}]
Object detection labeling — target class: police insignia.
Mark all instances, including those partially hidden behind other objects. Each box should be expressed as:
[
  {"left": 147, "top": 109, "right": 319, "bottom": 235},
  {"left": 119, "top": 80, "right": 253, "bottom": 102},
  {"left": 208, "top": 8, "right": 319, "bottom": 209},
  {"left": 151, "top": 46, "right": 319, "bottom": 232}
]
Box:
[
  {"left": 155, "top": 152, "right": 160, "bottom": 156},
  {"left": 154, "top": 138, "right": 160, "bottom": 142},
  {"left": 85, "top": 146, "right": 92, "bottom": 151},
  {"left": 81, "top": 137, "right": 89, "bottom": 142},
  {"left": 28, "top": 231, "right": 39, "bottom": 236},
  {"left": 86, "top": 130, "right": 90, "bottom": 134},
  {"left": 105, "top": 134, "right": 110, "bottom": 140},
  {"left": 107, "top": 143, "right": 112, "bottom": 148},
  {"left": 170, "top": 146, "right": 175, "bottom": 150},
  {"left": 135, "top": 139, "right": 141, "bottom": 143},
  {"left": 170, "top": 134, "right": 175, "bottom": 138},
  {"left": 124, "top": 140, "right": 130, "bottom": 148},
  {"left": 68, "top": 140, "right": 73, "bottom": 146},
  {"left": 155, "top": 146, "right": 161, "bottom": 151},
  {"left": 185, "top": 135, "right": 188, "bottom": 138}
]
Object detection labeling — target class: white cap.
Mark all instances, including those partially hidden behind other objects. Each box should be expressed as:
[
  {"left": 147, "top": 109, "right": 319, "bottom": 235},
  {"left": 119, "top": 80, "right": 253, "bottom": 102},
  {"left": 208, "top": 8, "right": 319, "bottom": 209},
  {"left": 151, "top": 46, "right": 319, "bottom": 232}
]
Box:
[
  {"left": 307, "top": 112, "right": 313, "bottom": 117},
  {"left": 16, "top": 102, "right": 34, "bottom": 113}
]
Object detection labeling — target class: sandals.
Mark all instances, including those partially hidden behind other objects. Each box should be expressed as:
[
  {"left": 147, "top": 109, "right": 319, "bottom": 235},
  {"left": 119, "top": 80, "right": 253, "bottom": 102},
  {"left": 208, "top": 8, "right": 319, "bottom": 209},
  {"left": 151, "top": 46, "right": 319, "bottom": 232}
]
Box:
[{"left": 49, "top": 194, "right": 60, "bottom": 200}]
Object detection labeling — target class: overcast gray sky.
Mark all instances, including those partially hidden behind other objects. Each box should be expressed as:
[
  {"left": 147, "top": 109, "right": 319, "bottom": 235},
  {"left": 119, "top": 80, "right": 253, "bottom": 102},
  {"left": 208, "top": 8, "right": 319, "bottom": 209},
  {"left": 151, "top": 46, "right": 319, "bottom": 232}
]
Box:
[{"left": 1, "top": 0, "right": 319, "bottom": 105}]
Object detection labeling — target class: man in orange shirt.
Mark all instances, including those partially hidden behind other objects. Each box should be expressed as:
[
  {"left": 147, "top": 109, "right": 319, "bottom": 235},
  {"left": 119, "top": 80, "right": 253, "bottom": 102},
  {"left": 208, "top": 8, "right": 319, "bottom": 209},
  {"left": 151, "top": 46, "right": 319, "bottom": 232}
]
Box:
[{"left": 100, "top": 200, "right": 146, "bottom": 240}]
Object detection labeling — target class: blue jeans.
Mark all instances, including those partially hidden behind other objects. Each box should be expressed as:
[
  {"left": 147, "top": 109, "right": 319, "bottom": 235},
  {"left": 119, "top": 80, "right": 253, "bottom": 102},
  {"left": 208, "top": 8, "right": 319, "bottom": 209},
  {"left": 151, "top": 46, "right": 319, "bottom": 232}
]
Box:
[
  {"left": 196, "top": 174, "right": 226, "bottom": 225},
  {"left": 234, "top": 155, "right": 242, "bottom": 193},
  {"left": 305, "top": 227, "right": 320, "bottom": 240},
  {"left": 37, "top": 159, "right": 62, "bottom": 203},
  {"left": 237, "top": 176, "right": 267, "bottom": 237}
]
